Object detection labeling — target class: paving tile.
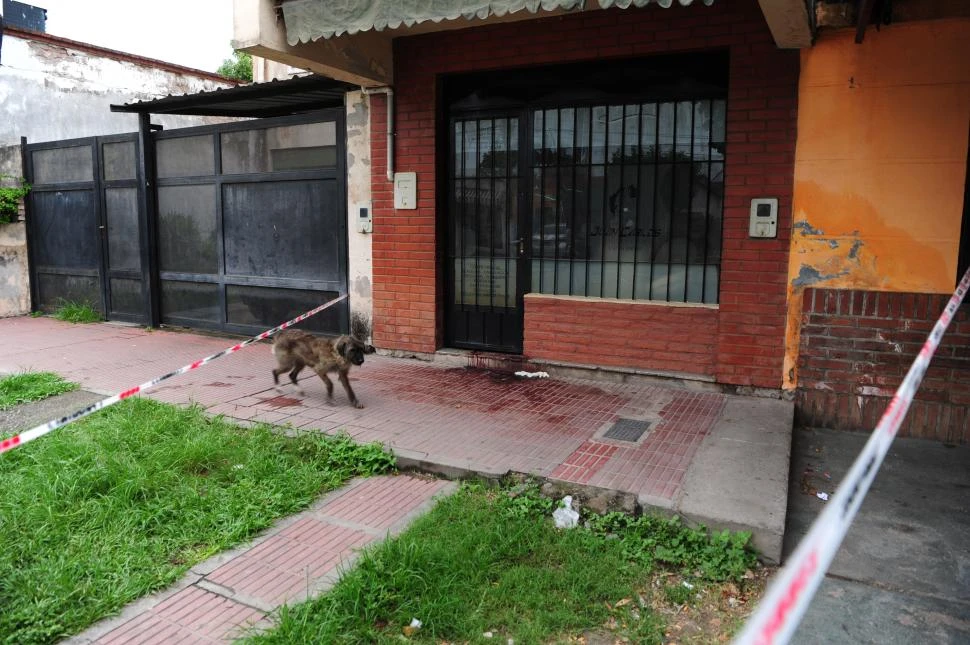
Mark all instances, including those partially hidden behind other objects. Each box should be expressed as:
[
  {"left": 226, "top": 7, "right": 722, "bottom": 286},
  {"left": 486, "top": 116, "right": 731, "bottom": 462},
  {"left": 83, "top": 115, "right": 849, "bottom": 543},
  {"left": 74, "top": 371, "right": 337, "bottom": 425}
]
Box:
[
  {"left": 205, "top": 521, "right": 372, "bottom": 606},
  {"left": 318, "top": 475, "right": 450, "bottom": 530},
  {"left": 95, "top": 586, "right": 264, "bottom": 644}
]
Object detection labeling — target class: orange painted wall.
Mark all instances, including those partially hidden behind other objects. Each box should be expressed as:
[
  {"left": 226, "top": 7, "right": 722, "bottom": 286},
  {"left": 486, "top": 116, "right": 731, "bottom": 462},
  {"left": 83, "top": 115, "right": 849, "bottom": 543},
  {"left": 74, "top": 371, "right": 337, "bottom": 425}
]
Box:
[{"left": 783, "top": 19, "right": 970, "bottom": 389}]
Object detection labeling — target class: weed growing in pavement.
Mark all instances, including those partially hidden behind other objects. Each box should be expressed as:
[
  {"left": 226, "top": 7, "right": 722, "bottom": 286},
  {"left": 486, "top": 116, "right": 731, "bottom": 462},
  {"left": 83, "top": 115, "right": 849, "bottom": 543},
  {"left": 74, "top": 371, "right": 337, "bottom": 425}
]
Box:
[
  {"left": 585, "top": 510, "right": 758, "bottom": 582},
  {"left": 51, "top": 299, "right": 102, "bottom": 323}
]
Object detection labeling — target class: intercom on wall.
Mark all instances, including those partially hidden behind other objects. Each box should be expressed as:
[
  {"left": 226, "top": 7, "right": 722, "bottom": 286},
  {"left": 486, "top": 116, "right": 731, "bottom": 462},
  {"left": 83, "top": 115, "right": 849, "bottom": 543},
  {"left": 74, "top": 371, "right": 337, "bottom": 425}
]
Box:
[{"left": 357, "top": 205, "right": 372, "bottom": 233}]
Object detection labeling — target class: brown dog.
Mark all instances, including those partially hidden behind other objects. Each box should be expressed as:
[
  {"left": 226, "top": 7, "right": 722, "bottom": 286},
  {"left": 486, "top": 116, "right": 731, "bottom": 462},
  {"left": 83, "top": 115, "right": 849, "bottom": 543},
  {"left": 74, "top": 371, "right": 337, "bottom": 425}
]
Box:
[{"left": 271, "top": 330, "right": 376, "bottom": 408}]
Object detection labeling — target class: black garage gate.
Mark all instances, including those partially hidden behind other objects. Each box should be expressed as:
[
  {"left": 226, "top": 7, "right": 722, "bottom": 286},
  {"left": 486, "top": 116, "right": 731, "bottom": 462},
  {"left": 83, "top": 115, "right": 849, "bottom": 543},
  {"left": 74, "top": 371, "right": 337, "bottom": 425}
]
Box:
[{"left": 23, "top": 76, "right": 352, "bottom": 335}]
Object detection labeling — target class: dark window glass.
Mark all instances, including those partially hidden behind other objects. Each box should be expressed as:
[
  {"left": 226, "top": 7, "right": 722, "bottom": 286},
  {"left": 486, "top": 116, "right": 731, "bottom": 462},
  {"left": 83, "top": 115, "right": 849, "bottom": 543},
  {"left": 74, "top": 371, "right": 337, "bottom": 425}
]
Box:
[
  {"left": 109, "top": 278, "right": 142, "bottom": 315},
  {"left": 157, "top": 185, "right": 218, "bottom": 274},
  {"left": 156, "top": 136, "right": 214, "bottom": 178},
  {"left": 102, "top": 141, "right": 136, "bottom": 181},
  {"left": 160, "top": 280, "right": 221, "bottom": 323},
  {"left": 31, "top": 190, "right": 99, "bottom": 269},
  {"left": 32, "top": 146, "right": 93, "bottom": 184},
  {"left": 105, "top": 187, "right": 140, "bottom": 271},
  {"left": 530, "top": 99, "right": 725, "bottom": 304},
  {"left": 451, "top": 118, "right": 518, "bottom": 309},
  {"left": 226, "top": 285, "right": 343, "bottom": 334},
  {"left": 221, "top": 123, "right": 337, "bottom": 174},
  {"left": 36, "top": 274, "right": 101, "bottom": 313},
  {"left": 222, "top": 180, "right": 341, "bottom": 281}
]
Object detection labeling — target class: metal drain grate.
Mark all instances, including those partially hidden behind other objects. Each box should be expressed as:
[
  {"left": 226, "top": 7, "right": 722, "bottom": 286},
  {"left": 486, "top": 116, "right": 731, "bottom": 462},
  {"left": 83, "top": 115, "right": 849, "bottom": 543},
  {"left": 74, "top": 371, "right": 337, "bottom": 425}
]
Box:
[{"left": 603, "top": 418, "right": 652, "bottom": 442}]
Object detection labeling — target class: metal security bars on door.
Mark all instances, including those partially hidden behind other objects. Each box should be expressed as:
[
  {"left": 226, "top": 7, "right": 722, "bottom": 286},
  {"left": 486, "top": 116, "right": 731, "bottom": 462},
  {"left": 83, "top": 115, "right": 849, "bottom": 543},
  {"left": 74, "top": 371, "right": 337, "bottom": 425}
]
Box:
[
  {"left": 447, "top": 116, "right": 523, "bottom": 352},
  {"left": 531, "top": 100, "right": 725, "bottom": 304}
]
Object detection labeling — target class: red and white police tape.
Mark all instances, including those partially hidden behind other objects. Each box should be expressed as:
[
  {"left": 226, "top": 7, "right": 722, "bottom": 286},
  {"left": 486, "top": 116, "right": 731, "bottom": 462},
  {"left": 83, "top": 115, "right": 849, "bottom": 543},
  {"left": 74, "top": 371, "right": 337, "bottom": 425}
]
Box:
[
  {"left": 0, "top": 294, "right": 348, "bottom": 455},
  {"left": 734, "top": 265, "right": 970, "bottom": 645}
]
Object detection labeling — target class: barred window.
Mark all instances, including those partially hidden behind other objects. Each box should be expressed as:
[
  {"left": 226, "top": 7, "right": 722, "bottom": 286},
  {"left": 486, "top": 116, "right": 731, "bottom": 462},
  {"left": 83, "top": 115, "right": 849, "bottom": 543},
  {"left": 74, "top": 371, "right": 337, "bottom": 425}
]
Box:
[{"left": 530, "top": 100, "right": 725, "bottom": 304}]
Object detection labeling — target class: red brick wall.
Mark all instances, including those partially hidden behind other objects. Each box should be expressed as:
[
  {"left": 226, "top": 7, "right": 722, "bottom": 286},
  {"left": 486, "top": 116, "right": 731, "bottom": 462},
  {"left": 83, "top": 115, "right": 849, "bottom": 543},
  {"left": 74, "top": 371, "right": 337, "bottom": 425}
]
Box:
[
  {"left": 372, "top": 0, "right": 798, "bottom": 387},
  {"left": 797, "top": 288, "right": 970, "bottom": 443},
  {"left": 526, "top": 295, "right": 719, "bottom": 375}
]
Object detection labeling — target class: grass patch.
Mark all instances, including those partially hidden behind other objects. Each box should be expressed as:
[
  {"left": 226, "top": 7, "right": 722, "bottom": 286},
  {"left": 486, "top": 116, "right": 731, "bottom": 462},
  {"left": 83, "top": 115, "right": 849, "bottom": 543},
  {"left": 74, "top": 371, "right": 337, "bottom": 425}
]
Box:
[
  {"left": 0, "top": 371, "right": 79, "bottom": 410},
  {"left": 0, "top": 398, "right": 395, "bottom": 644},
  {"left": 249, "top": 482, "right": 760, "bottom": 644},
  {"left": 51, "top": 300, "right": 102, "bottom": 323}
]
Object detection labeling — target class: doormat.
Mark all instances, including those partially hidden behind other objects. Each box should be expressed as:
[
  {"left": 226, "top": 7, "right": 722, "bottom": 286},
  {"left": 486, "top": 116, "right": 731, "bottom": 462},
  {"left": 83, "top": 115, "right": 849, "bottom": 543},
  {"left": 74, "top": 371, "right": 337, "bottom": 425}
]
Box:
[{"left": 603, "top": 418, "right": 652, "bottom": 443}]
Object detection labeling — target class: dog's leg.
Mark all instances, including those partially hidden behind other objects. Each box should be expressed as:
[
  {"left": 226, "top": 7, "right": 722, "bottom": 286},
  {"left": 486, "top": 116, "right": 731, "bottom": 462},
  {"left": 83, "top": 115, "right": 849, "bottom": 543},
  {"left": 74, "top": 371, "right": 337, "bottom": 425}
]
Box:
[
  {"left": 288, "top": 365, "right": 305, "bottom": 396},
  {"left": 314, "top": 369, "right": 335, "bottom": 402},
  {"left": 338, "top": 369, "right": 363, "bottom": 409},
  {"left": 272, "top": 366, "right": 289, "bottom": 394}
]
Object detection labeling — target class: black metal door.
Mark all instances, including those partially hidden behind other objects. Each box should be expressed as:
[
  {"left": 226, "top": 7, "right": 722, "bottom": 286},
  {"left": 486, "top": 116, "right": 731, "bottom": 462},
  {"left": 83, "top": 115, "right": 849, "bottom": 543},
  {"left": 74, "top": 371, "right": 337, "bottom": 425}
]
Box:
[
  {"left": 25, "top": 135, "right": 146, "bottom": 322},
  {"left": 99, "top": 135, "right": 147, "bottom": 322},
  {"left": 445, "top": 115, "right": 525, "bottom": 352}
]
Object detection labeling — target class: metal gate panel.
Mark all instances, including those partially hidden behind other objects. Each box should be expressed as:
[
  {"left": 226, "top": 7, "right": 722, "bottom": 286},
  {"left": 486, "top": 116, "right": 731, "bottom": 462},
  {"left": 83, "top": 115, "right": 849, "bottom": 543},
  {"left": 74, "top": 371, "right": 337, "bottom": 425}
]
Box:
[
  {"left": 25, "top": 134, "right": 147, "bottom": 322},
  {"left": 25, "top": 110, "right": 348, "bottom": 335},
  {"left": 25, "top": 139, "right": 103, "bottom": 315},
  {"left": 154, "top": 110, "right": 348, "bottom": 336}
]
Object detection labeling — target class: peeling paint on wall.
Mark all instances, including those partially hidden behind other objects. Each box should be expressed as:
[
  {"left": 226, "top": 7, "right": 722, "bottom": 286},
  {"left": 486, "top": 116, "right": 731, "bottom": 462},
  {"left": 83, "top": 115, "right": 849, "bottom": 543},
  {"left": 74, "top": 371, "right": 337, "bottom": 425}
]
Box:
[
  {"left": 847, "top": 239, "right": 863, "bottom": 260},
  {"left": 0, "top": 147, "right": 30, "bottom": 317},
  {"left": 790, "top": 181, "right": 953, "bottom": 293},
  {"left": 791, "top": 264, "right": 849, "bottom": 287},
  {"left": 784, "top": 19, "right": 970, "bottom": 390},
  {"left": 792, "top": 220, "right": 824, "bottom": 236}
]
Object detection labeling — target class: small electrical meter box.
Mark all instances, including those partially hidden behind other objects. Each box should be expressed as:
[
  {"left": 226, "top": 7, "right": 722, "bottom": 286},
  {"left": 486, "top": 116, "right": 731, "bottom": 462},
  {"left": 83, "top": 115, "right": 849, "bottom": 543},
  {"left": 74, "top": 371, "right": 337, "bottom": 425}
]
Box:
[
  {"left": 749, "top": 198, "right": 778, "bottom": 238},
  {"left": 393, "top": 172, "right": 417, "bottom": 210}
]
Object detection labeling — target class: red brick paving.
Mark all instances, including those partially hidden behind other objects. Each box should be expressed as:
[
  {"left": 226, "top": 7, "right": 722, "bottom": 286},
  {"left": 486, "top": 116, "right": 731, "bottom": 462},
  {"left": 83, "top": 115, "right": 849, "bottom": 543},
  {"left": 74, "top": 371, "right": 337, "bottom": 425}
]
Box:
[
  {"left": 550, "top": 440, "right": 618, "bottom": 484},
  {"left": 96, "top": 586, "right": 264, "bottom": 644},
  {"left": 0, "top": 317, "right": 727, "bottom": 505}
]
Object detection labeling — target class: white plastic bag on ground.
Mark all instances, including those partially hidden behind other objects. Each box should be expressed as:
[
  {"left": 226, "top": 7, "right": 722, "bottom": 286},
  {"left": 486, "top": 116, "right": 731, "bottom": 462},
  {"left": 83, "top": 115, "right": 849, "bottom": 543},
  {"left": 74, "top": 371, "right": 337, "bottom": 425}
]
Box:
[{"left": 552, "top": 495, "right": 579, "bottom": 529}]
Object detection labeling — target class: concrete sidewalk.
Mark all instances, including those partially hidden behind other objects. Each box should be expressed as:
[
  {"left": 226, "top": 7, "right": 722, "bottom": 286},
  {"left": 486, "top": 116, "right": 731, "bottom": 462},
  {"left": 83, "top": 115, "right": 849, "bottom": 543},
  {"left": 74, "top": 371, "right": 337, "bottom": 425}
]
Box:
[{"left": 785, "top": 427, "right": 970, "bottom": 644}]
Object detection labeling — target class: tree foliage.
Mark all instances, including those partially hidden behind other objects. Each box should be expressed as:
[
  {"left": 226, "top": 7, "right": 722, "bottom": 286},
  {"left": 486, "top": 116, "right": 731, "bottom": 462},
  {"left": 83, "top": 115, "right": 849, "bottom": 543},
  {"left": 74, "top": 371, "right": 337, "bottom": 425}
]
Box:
[{"left": 217, "top": 50, "right": 253, "bottom": 82}]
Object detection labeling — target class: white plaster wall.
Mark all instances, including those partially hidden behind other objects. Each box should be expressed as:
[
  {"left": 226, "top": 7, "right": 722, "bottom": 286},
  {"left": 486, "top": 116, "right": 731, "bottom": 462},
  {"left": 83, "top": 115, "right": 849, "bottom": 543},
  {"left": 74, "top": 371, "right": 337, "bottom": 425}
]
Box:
[
  {"left": 345, "top": 90, "right": 373, "bottom": 340},
  {"left": 0, "top": 32, "right": 240, "bottom": 317},
  {"left": 0, "top": 33, "right": 238, "bottom": 146},
  {"left": 252, "top": 55, "right": 301, "bottom": 82},
  {"left": 0, "top": 145, "right": 29, "bottom": 317}
]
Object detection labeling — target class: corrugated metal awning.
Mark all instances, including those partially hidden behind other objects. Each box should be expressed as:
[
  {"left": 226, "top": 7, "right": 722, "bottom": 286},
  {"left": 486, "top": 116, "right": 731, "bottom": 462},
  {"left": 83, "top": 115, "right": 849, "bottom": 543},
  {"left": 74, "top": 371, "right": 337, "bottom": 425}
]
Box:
[
  {"left": 282, "top": 0, "right": 714, "bottom": 45},
  {"left": 109, "top": 75, "right": 355, "bottom": 118}
]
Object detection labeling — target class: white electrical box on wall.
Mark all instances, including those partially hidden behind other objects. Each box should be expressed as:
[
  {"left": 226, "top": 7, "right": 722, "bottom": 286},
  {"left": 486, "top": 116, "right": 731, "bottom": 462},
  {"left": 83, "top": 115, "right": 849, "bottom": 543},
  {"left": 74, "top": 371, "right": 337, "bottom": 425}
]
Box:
[
  {"left": 749, "top": 198, "right": 778, "bottom": 238},
  {"left": 393, "top": 172, "right": 417, "bottom": 209}
]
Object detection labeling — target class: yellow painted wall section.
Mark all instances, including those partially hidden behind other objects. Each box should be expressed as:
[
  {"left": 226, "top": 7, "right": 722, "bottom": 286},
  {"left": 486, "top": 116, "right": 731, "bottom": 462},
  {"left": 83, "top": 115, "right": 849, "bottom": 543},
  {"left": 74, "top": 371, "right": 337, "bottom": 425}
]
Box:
[{"left": 784, "top": 19, "right": 970, "bottom": 389}]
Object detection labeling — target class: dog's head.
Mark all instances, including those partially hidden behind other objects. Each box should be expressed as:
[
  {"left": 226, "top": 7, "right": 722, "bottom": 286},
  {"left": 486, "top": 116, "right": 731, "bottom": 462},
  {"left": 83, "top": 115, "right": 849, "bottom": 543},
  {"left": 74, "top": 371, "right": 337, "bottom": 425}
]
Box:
[{"left": 337, "top": 335, "right": 376, "bottom": 366}]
